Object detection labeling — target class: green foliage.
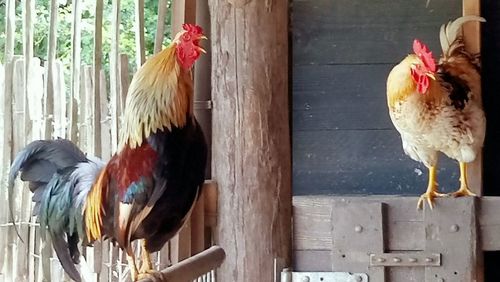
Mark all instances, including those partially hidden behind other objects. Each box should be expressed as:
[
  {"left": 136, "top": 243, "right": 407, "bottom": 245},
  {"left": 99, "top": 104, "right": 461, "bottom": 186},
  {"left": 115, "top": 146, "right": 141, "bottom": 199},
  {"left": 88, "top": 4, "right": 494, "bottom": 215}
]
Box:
[{"left": 0, "top": 0, "right": 172, "bottom": 72}]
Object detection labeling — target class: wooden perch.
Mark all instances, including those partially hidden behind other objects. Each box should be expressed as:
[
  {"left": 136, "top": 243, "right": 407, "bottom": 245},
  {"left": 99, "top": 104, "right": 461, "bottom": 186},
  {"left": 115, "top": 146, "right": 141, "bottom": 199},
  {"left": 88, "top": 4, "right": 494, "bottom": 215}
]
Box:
[{"left": 138, "top": 246, "right": 225, "bottom": 282}]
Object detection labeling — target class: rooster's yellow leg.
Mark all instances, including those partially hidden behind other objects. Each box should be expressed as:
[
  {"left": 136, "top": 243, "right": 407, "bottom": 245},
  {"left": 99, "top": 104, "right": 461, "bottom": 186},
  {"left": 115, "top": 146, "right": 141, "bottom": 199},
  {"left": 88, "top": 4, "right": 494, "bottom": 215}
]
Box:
[
  {"left": 126, "top": 251, "right": 139, "bottom": 281},
  {"left": 417, "top": 165, "right": 447, "bottom": 210},
  {"left": 139, "top": 240, "right": 153, "bottom": 273},
  {"left": 450, "top": 162, "right": 477, "bottom": 197},
  {"left": 137, "top": 240, "right": 163, "bottom": 280}
]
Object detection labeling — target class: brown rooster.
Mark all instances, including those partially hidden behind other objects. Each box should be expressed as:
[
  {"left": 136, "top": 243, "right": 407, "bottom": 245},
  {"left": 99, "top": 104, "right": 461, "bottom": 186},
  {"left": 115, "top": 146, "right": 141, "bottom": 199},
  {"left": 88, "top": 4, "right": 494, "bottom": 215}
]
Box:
[
  {"left": 9, "top": 23, "right": 208, "bottom": 281},
  {"left": 386, "top": 16, "right": 486, "bottom": 209}
]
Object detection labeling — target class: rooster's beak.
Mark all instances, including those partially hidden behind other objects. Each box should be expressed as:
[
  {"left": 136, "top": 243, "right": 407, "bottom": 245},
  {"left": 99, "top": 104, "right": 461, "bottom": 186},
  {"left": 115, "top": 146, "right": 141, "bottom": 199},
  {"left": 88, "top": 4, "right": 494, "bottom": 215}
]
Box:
[
  {"left": 427, "top": 73, "right": 436, "bottom": 80},
  {"left": 198, "top": 35, "right": 208, "bottom": 53}
]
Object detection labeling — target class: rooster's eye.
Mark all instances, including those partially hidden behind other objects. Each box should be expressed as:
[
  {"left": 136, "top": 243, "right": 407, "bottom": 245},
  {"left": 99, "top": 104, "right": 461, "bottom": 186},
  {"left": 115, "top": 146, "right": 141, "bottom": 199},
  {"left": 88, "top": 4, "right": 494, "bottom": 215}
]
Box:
[{"left": 183, "top": 34, "right": 191, "bottom": 41}]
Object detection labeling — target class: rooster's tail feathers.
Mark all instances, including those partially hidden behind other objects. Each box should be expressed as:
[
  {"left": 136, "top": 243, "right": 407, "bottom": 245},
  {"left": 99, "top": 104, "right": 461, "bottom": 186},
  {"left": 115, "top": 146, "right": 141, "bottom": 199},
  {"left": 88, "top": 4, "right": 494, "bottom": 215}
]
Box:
[{"left": 439, "top": 16, "right": 485, "bottom": 59}]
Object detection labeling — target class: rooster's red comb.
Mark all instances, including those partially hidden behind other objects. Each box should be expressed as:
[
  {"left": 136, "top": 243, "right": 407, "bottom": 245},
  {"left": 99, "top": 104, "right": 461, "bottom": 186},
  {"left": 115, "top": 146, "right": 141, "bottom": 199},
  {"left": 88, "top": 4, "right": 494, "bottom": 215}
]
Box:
[
  {"left": 182, "top": 23, "right": 203, "bottom": 35},
  {"left": 412, "top": 39, "right": 436, "bottom": 72}
]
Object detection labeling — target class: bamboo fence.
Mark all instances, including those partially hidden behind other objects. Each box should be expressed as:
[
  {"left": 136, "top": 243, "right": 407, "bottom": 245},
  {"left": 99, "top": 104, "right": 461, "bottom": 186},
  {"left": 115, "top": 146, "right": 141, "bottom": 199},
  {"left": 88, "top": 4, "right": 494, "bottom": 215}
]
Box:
[{"left": 0, "top": 0, "right": 217, "bottom": 281}]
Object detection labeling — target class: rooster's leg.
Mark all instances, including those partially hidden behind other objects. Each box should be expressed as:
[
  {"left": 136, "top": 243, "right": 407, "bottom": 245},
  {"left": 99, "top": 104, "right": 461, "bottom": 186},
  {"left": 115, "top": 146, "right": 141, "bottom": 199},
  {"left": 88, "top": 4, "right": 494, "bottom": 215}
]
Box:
[
  {"left": 417, "top": 165, "right": 447, "bottom": 210},
  {"left": 137, "top": 240, "right": 163, "bottom": 280},
  {"left": 126, "top": 249, "right": 139, "bottom": 281},
  {"left": 139, "top": 240, "right": 153, "bottom": 273},
  {"left": 451, "top": 162, "right": 477, "bottom": 197}
]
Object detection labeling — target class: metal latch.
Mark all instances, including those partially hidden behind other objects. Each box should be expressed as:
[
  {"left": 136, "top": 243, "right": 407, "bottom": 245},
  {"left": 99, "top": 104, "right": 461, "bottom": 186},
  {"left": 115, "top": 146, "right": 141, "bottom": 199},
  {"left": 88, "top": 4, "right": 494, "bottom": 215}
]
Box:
[
  {"left": 369, "top": 253, "right": 441, "bottom": 267},
  {"left": 281, "top": 270, "right": 368, "bottom": 282}
]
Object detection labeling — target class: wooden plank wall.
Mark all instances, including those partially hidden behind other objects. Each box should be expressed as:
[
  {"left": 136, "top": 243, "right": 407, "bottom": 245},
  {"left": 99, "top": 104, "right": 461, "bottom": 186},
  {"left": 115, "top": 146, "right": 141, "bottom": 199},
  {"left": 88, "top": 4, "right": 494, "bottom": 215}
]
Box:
[
  {"left": 480, "top": 0, "right": 500, "bottom": 280},
  {"left": 0, "top": 1, "right": 217, "bottom": 281},
  {"left": 292, "top": 0, "right": 463, "bottom": 195}
]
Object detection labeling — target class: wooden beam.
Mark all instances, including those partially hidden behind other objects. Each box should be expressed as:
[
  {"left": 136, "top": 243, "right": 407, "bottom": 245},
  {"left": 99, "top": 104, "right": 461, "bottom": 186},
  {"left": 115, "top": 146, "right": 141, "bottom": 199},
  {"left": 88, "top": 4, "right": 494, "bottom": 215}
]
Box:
[
  {"left": 462, "top": 0, "right": 483, "bottom": 196},
  {"left": 210, "top": 0, "right": 292, "bottom": 280}
]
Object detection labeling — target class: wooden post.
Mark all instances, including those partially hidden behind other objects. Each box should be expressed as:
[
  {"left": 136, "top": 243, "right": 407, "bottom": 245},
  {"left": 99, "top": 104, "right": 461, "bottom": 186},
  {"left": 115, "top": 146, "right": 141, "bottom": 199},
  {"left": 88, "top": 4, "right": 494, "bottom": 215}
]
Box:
[
  {"left": 209, "top": 0, "right": 292, "bottom": 280},
  {"left": 194, "top": 0, "right": 212, "bottom": 178},
  {"left": 461, "top": 0, "right": 483, "bottom": 197}
]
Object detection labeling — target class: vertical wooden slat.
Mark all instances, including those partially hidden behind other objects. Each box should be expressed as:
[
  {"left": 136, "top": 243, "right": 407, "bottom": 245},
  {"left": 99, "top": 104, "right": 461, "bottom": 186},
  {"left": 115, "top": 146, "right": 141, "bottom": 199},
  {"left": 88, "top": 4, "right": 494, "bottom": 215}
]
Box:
[
  {"left": 424, "top": 198, "right": 480, "bottom": 282},
  {"left": 22, "top": 2, "right": 35, "bottom": 278},
  {"left": 135, "top": 0, "right": 146, "bottom": 66},
  {"left": 171, "top": 222, "right": 192, "bottom": 264},
  {"left": 93, "top": 0, "right": 104, "bottom": 157},
  {"left": 154, "top": 0, "right": 169, "bottom": 54},
  {"left": 84, "top": 66, "right": 94, "bottom": 155},
  {"left": 1, "top": 0, "right": 15, "bottom": 278},
  {"left": 11, "top": 57, "right": 25, "bottom": 281},
  {"left": 70, "top": 0, "right": 82, "bottom": 142},
  {"left": 109, "top": 0, "right": 121, "bottom": 152},
  {"left": 190, "top": 196, "right": 205, "bottom": 255},
  {"left": 100, "top": 70, "right": 112, "bottom": 161},
  {"left": 119, "top": 54, "right": 130, "bottom": 114},
  {"left": 171, "top": 0, "right": 196, "bottom": 35},
  {"left": 53, "top": 61, "right": 66, "bottom": 138},
  {"left": 44, "top": 0, "right": 58, "bottom": 139},
  {"left": 331, "top": 202, "right": 386, "bottom": 281}
]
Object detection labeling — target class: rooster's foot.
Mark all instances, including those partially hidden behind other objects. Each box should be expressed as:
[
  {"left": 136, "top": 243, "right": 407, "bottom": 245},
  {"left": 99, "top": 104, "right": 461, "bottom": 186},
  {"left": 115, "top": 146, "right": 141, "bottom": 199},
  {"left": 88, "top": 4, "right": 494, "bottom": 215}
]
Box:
[
  {"left": 450, "top": 186, "right": 477, "bottom": 198},
  {"left": 417, "top": 191, "right": 447, "bottom": 210},
  {"left": 137, "top": 270, "right": 164, "bottom": 281}
]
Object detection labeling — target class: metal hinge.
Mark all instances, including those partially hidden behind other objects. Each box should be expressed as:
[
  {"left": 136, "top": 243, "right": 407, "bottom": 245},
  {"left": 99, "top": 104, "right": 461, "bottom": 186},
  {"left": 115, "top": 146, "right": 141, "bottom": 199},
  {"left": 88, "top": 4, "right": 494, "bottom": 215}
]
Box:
[{"left": 281, "top": 270, "right": 368, "bottom": 282}]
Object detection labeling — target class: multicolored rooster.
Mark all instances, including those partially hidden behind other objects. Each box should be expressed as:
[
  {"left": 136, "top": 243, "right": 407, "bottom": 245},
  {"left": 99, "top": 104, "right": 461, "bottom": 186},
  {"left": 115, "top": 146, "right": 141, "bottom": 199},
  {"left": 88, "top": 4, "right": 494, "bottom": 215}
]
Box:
[
  {"left": 386, "top": 16, "right": 486, "bottom": 209},
  {"left": 9, "top": 23, "right": 208, "bottom": 281}
]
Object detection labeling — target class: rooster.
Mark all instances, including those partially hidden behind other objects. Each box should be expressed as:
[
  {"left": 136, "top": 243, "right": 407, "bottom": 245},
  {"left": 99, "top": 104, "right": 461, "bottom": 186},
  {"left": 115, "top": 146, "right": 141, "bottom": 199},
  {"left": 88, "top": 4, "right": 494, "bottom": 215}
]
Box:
[
  {"left": 8, "top": 23, "right": 208, "bottom": 281},
  {"left": 386, "top": 16, "right": 486, "bottom": 210}
]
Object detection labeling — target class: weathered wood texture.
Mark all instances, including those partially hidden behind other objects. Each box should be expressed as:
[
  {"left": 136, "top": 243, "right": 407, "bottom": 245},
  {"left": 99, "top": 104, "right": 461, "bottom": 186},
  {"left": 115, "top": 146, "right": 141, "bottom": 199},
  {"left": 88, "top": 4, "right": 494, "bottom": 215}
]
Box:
[
  {"left": 293, "top": 196, "right": 500, "bottom": 281},
  {"left": 210, "top": 0, "right": 292, "bottom": 281},
  {"left": 292, "top": 0, "right": 463, "bottom": 195}
]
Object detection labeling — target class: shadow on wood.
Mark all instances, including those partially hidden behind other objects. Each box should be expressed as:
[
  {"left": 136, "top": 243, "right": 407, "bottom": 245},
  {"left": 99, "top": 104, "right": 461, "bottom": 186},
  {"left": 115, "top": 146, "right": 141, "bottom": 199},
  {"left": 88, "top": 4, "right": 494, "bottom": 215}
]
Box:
[{"left": 137, "top": 246, "right": 225, "bottom": 282}]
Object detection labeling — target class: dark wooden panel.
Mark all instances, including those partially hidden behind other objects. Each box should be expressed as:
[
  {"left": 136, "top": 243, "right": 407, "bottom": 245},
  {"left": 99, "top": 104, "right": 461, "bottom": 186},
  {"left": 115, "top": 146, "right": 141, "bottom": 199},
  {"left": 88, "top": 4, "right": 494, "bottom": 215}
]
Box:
[
  {"left": 481, "top": 0, "right": 500, "bottom": 197},
  {"left": 293, "top": 0, "right": 462, "bottom": 65},
  {"left": 293, "top": 64, "right": 392, "bottom": 130},
  {"left": 293, "top": 130, "right": 460, "bottom": 195}
]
